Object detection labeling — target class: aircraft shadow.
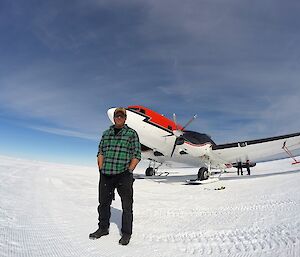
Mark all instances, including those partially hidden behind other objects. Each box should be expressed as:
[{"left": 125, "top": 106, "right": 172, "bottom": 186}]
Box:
[{"left": 134, "top": 173, "right": 197, "bottom": 184}]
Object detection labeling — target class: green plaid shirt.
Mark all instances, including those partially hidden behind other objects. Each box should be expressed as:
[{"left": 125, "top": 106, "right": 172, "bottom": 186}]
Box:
[{"left": 97, "top": 125, "right": 141, "bottom": 175}]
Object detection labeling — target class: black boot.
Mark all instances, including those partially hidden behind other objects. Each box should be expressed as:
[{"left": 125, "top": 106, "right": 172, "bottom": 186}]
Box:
[
  {"left": 89, "top": 228, "right": 109, "bottom": 240},
  {"left": 119, "top": 234, "right": 131, "bottom": 245}
]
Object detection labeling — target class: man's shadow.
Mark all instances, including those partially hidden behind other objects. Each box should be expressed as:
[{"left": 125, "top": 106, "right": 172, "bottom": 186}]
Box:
[{"left": 110, "top": 207, "right": 122, "bottom": 234}]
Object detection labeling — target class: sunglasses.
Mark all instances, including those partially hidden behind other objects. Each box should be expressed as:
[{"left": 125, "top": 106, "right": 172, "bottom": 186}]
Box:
[{"left": 114, "top": 114, "right": 126, "bottom": 119}]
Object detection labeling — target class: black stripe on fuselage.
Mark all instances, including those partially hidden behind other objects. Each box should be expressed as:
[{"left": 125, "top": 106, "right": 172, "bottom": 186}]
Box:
[
  {"left": 212, "top": 132, "right": 300, "bottom": 150},
  {"left": 127, "top": 108, "right": 173, "bottom": 134},
  {"left": 141, "top": 143, "right": 152, "bottom": 152}
]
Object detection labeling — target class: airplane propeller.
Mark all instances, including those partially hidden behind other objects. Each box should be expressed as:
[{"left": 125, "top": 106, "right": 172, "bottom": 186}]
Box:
[{"left": 165, "top": 113, "right": 197, "bottom": 157}]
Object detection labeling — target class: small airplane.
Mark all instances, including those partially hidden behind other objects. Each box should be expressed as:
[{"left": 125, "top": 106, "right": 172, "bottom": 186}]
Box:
[{"left": 107, "top": 105, "right": 300, "bottom": 181}]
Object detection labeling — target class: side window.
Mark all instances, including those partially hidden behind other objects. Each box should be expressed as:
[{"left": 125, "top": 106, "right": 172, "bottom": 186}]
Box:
[{"left": 239, "top": 142, "right": 247, "bottom": 147}]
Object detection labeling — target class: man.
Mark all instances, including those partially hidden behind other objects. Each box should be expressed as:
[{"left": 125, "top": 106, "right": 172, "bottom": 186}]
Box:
[
  {"left": 246, "top": 160, "right": 251, "bottom": 175},
  {"left": 89, "top": 107, "right": 141, "bottom": 245},
  {"left": 237, "top": 161, "right": 243, "bottom": 176}
]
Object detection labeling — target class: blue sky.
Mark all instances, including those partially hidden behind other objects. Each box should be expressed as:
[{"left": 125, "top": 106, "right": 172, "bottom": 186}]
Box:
[{"left": 0, "top": 0, "right": 300, "bottom": 166}]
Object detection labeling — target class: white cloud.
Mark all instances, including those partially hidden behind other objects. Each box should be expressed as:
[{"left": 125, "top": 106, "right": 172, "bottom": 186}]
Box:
[
  {"left": 29, "top": 125, "right": 98, "bottom": 141},
  {"left": 0, "top": 61, "right": 110, "bottom": 134}
]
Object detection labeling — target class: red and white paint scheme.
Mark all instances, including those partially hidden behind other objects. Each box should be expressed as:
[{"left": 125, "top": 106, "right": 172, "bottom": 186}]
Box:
[{"left": 107, "top": 105, "right": 300, "bottom": 180}]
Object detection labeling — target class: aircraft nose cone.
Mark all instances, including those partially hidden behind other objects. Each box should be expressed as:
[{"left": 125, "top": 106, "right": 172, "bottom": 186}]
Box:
[{"left": 107, "top": 108, "right": 116, "bottom": 123}]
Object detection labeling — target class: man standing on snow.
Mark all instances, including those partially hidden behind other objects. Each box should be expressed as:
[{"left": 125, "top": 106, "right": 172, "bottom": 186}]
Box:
[
  {"left": 246, "top": 160, "right": 251, "bottom": 175},
  {"left": 89, "top": 107, "right": 141, "bottom": 246},
  {"left": 237, "top": 161, "right": 243, "bottom": 176}
]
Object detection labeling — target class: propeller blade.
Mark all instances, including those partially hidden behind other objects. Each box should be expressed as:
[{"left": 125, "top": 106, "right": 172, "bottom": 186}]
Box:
[
  {"left": 170, "top": 136, "right": 186, "bottom": 157},
  {"left": 173, "top": 113, "right": 177, "bottom": 130},
  {"left": 170, "top": 138, "right": 177, "bottom": 157},
  {"left": 182, "top": 114, "right": 197, "bottom": 130}
]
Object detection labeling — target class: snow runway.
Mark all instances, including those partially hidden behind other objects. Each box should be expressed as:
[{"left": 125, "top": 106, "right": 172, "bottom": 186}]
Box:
[{"left": 0, "top": 155, "right": 299, "bottom": 257}]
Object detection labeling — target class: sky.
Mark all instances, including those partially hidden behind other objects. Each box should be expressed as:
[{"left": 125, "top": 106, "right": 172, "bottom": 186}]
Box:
[{"left": 0, "top": 0, "right": 300, "bottom": 166}]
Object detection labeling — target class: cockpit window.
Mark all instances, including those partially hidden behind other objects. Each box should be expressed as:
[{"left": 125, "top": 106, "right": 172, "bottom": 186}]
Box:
[
  {"left": 140, "top": 109, "right": 146, "bottom": 114},
  {"left": 183, "top": 131, "right": 216, "bottom": 145}
]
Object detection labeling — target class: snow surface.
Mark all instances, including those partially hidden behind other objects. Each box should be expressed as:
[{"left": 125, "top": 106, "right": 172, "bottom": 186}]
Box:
[{"left": 0, "top": 155, "right": 300, "bottom": 257}]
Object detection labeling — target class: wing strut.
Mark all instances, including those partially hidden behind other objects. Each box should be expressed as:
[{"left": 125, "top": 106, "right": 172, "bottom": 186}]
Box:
[{"left": 282, "top": 141, "right": 300, "bottom": 164}]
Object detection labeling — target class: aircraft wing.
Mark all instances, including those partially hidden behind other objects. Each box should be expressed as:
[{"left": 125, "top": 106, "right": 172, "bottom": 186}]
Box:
[{"left": 211, "top": 132, "right": 300, "bottom": 164}]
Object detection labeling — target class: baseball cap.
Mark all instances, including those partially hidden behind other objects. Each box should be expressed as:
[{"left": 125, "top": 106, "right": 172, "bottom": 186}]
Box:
[{"left": 114, "top": 107, "right": 126, "bottom": 116}]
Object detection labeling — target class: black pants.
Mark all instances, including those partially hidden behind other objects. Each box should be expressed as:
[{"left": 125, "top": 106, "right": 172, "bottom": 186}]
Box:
[
  {"left": 97, "top": 171, "right": 134, "bottom": 235},
  {"left": 237, "top": 167, "right": 243, "bottom": 175},
  {"left": 247, "top": 167, "right": 250, "bottom": 175}
]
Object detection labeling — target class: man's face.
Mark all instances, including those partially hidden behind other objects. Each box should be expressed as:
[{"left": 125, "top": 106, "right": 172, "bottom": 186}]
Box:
[{"left": 113, "top": 112, "right": 126, "bottom": 128}]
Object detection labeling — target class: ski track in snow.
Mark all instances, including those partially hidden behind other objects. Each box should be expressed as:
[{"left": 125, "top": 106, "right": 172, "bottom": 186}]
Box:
[
  {"left": 141, "top": 223, "right": 300, "bottom": 255},
  {"left": 0, "top": 155, "right": 299, "bottom": 257}
]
